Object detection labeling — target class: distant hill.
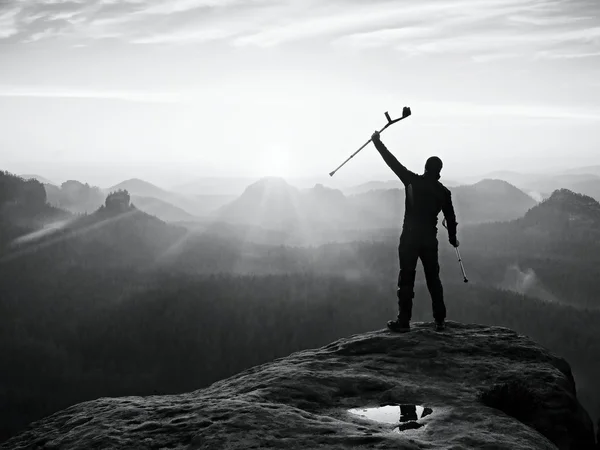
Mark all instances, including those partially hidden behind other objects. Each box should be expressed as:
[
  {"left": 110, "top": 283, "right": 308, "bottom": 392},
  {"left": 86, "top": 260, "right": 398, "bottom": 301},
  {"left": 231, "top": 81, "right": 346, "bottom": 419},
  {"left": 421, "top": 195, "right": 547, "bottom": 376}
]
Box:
[
  {"left": 348, "top": 179, "right": 536, "bottom": 227},
  {"left": 69, "top": 195, "right": 185, "bottom": 267},
  {"left": 521, "top": 173, "right": 599, "bottom": 195},
  {"left": 347, "top": 188, "right": 403, "bottom": 228},
  {"left": 107, "top": 178, "right": 168, "bottom": 199},
  {"left": 563, "top": 165, "right": 600, "bottom": 178},
  {"left": 474, "top": 170, "right": 538, "bottom": 187},
  {"left": 517, "top": 189, "right": 600, "bottom": 237},
  {"left": 302, "top": 183, "right": 359, "bottom": 227},
  {"left": 217, "top": 178, "right": 376, "bottom": 244},
  {"left": 171, "top": 177, "right": 261, "bottom": 196},
  {"left": 172, "top": 176, "right": 352, "bottom": 196},
  {"left": 108, "top": 178, "right": 227, "bottom": 218},
  {"left": 466, "top": 188, "right": 600, "bottom": 256},
  {"left": 45, "top": 180, "right": 105, "bottom": 214},
  {"left": 564, "top": 178, "right": 600, "bottom": 203},
  {"left": 2, "top": 188, "right": 186, "bottom": 268},
  {"left": 217, "top": 177, "right": 303, "bottom": 230},
  {"left": 508, "top": 173, "right": 600, "bottom": 204},
  {"left": 217, "top": 177, "right": 536, "bottom": 242},
  {"left": 344, "top": 180, "right": 404, "bottom": 196},
  {"left": 456, "top": 188, "right": 600, "bottom": 310},
  {"left": 451, "top": 179, "right": 537, "bottom": 224},
  {"left": 19, "top": 174, "right": 56, "bottom": 185},
  {"left": 466, "top": 170, "right": 600, "bottom": 203},
  {"left": 192, "top": 195, "right": 237, "bottom": 216},
  {"left": 0, "top": 171, "right": 69, "bottom": 249},
  {"left": 344, "top": 177, "right": 459, "bottom": 196},
  {"left": 131, "top": 195, "right": 197, "bottom": 223}
]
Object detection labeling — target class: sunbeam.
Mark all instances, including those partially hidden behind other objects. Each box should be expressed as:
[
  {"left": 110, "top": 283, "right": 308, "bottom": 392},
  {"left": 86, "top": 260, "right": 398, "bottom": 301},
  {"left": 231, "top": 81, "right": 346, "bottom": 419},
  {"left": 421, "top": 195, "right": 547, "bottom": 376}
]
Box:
[
  {"left": 1, "top": 209, "right": 138, "bottom": 265},
  {"left": 9, "top": 218, "right": 74, "bottom": 247}
]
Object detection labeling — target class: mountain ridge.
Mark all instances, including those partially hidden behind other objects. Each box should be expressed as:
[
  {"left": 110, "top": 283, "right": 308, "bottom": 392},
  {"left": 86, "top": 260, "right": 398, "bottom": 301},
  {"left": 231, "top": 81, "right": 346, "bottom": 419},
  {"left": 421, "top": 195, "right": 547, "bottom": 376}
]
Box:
[
  {"left": 216, "top": 177, "right": 538, "bottom": 237},
  {"left": 107, "top": 178, "right": 168, "bottom": 198}
]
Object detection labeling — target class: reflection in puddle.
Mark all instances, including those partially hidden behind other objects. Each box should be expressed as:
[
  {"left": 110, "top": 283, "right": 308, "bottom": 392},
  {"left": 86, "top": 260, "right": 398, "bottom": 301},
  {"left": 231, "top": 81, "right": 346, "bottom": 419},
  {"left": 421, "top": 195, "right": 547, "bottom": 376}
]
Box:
[{"left": 348, "top": 405, "right": 433, "bottom": 433}]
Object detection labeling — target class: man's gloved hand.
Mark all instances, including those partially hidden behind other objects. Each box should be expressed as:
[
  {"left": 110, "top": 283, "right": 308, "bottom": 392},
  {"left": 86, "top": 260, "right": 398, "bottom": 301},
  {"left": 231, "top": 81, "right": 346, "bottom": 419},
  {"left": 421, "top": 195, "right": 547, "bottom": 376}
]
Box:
[
  {"left": 449, "top": 236, "right": 460, "bottom": 247},
  {"left": 371, "top": 130, "right": 381, "bottom": 142}
]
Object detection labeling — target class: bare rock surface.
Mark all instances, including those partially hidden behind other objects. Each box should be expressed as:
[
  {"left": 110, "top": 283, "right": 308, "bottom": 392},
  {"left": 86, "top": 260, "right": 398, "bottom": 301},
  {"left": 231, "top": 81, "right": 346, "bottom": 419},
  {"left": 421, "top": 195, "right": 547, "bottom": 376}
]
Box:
[{"left": 2, "top": 322, "right": 595, "bottom": 449}]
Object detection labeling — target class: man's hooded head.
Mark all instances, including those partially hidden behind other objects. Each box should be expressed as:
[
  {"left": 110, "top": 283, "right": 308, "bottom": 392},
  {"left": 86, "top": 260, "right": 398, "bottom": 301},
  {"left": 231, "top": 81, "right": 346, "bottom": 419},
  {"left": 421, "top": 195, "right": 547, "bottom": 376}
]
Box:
[{"left": 424, "top": 156, "right": 443, "bottom": 180}]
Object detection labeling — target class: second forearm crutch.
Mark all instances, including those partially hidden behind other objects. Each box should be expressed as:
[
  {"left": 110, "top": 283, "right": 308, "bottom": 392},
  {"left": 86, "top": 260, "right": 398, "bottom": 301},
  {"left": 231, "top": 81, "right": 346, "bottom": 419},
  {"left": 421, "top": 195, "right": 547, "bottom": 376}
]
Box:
[
  {"left": 454, "top": 247, "right": 468, "bottom": 283},
  {"left": 329, "top": 107, "right": 412, "bottom": 177},
  {"left": 442, "top": 218, "right": 469, "bottom": 283}
]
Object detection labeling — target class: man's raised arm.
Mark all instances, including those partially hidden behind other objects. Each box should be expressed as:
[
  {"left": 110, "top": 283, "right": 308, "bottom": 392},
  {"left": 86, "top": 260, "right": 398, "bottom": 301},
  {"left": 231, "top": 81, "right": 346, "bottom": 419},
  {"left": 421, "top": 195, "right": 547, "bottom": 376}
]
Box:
[{"left": 371, "top": 131, "right": 417, "bottom": 187}]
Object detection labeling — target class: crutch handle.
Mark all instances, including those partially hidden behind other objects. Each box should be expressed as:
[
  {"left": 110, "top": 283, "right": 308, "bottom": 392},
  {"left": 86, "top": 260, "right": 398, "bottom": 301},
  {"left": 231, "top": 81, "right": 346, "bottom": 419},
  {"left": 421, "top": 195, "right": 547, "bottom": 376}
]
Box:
[{"left": 329, "top": 107, "right": 411, "bottom": 177}]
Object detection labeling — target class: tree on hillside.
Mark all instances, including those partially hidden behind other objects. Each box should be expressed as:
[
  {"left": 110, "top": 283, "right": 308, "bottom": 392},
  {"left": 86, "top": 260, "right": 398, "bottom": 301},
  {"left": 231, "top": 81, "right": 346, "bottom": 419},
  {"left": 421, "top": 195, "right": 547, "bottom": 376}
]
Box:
[
  {"left": 0, "top": 171, "right": 46, "bottom": 208},
  {"left": 0, "top": 171, "right": 68, "bottom": 249},
  {"left": 54, "top": 180, "right": 105, "bottom": 213},
  {"left": 21, "top": 179, "right": 47, "bottom": 208}
]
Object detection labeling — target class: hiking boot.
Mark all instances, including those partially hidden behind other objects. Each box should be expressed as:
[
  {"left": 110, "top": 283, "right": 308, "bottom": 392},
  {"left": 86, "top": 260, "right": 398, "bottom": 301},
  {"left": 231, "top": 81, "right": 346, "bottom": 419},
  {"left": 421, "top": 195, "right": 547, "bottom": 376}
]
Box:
[
  {"left": 435, "top": 320, "right": 446, "bottom": 332},
  {"left": 387, "top": 319, "right": 411, "bottom": 333}
]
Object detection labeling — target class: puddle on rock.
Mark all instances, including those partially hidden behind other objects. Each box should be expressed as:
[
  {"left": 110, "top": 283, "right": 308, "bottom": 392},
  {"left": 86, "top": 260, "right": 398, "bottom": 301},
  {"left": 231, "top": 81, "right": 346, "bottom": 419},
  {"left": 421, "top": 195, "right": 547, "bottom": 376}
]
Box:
[{"left": 348, "top": 405, "right": 433, "bottom": 433}]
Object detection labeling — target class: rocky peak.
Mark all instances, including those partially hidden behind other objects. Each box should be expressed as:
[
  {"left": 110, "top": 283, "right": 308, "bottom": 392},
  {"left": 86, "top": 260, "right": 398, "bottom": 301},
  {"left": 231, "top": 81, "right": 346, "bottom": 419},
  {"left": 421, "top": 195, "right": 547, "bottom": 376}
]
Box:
[
  {"left": 541, "top": 189, "right": 600, "bottom": 214},
  {"left": 2, "top": 322, "right": 595, "bottom": 449},
  {"left": 521, "top": 188, "right": 600, "bottom": 231}
]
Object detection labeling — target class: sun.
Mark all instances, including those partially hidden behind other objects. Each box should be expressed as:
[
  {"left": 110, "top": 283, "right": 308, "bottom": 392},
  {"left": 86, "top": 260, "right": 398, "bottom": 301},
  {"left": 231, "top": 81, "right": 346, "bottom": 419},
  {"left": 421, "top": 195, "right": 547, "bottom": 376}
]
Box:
[{"left": 259, "top": 145, "right": 292, "bottom": 178}]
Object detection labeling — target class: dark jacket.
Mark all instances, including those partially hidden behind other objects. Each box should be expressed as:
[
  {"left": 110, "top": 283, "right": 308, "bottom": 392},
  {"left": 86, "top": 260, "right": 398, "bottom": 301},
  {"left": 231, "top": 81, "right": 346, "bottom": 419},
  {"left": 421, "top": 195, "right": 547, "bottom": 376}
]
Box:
[{"left": 373, "top": 139, "right": 457, "bottom": 240}]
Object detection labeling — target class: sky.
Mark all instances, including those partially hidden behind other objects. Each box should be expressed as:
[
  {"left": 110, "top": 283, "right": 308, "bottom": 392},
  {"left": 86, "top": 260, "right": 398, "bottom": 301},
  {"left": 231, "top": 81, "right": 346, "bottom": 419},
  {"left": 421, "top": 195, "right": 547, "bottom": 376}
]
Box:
[{"left": 1, "top": 0, "right": 599, "bottom": 188}]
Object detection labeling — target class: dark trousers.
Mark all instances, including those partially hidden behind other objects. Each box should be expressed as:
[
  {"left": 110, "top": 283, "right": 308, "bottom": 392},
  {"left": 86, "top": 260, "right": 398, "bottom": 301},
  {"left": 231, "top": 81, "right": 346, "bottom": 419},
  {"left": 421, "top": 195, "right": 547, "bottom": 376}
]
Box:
[{"left": 397, "top": 230, "right": 446, "bottom": 323}]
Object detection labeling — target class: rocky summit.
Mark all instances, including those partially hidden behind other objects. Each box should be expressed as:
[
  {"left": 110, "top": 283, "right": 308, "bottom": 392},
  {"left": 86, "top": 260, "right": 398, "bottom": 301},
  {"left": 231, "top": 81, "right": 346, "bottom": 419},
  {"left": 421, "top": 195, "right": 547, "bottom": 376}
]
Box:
[{"left": 3, "top": 322, "right": 595, "bottom": 450}]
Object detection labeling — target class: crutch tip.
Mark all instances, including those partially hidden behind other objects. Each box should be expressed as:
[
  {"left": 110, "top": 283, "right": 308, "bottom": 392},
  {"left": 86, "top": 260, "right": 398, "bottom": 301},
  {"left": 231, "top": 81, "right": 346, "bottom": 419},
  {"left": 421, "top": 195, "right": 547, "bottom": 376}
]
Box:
[{"left": 329, "top": 171, "right": 335, "bottom": 177}]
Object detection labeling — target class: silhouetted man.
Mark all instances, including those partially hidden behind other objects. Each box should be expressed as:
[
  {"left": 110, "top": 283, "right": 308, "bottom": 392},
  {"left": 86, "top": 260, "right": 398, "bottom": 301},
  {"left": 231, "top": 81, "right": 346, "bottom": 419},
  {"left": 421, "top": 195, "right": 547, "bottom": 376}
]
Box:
[{"left": 371, "top": 130, "right": 458, "bottom": 332}]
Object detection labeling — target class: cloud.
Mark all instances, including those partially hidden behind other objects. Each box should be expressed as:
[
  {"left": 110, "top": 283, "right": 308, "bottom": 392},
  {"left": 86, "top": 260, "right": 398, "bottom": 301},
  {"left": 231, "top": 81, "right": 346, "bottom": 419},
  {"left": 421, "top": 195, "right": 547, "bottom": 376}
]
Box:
[
  {"left": 135, "top": 0, "right": 250, "bottom": 15},
  {"left": 330, "top": 27, "right": 435, "bottom": 49},
  {"left": 130, "top": 28, "right": 236, "bottom": 44},
  {"left": 2, "top": 84, "right": 599, "bottom": 122},
  {"left": 233, "top": 0, "right": 509, "bottom": 47},
  {"left": 327, "top": 1, "right": 600, "bottom": 60},
  {"left": 386, "top": 25, "right": 600, "bottom": 59},
  {"left": 1, "top": 0, "right": 598, "bottom": 62},
  {"left": 536, "top": 50, "right": 600, "bottom": 59},
  {"left": 507, "top": 14, "right": 594, "bottom": 26},
  {"left": 499, "top": 264, "right": 560, "bottom": 304},
  {"left": 471, "top": 53, "right": 521, "bottom": 63},
  {"left": 0, "top": 85, "right": 185, "bottom": 103},
  {"left": 418, "top": 100, "right": 600, "bottom": 121},
  {"left": 23, "top": 28, "right": 62, "bottom": 43},
  {"left": 0, "top": 7, "right": 19, "bottom": 38}
]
